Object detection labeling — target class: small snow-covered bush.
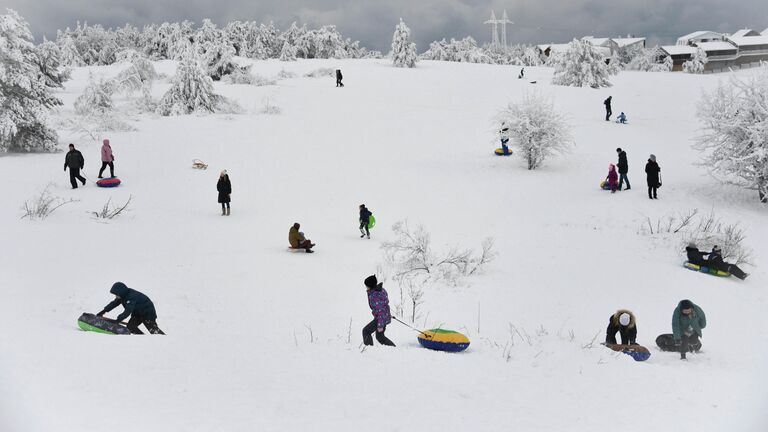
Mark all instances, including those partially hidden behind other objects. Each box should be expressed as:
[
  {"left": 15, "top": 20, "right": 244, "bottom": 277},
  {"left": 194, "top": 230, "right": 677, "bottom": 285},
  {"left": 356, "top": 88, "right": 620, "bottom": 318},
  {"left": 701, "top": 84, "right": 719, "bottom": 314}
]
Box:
[
  {"left": 494, "top": 93, "right": 573, "bottom": 170},
  {"left": 92, "top": 195, "right": 132, "bottom": 220},
  {"left": 551, "top": 39, "right": 617, "bottom": 88},
  {"left": 259, "top": 97, "right": 281, "bottom": 115},
  {"left": 74, "top": 74, "right": 115, "bottom": 116},
  {"left": 391, "top": 19, "right": 417, "bottom": 68},
  {"left": 683, "top": 48, "right": 708, "bottom": 74},
  {"left": 277, "top": 68, "right": 296, "bottom": 79},
  {"left": 304, "top": 67, "right": 334, "bottom": 78},
  {"left": 112, "top": 50, "right": 158, "bottom": 95},
  {"left": 156, "top": 45, "right": 226, "bottom": 116}
]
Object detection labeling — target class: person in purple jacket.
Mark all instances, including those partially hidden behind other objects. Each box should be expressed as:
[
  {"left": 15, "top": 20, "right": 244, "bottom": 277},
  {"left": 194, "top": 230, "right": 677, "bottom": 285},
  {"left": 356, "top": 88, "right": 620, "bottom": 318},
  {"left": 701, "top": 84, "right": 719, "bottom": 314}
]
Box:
[{"left": 362, "top": 275, "right": 395, "bottom": 346}]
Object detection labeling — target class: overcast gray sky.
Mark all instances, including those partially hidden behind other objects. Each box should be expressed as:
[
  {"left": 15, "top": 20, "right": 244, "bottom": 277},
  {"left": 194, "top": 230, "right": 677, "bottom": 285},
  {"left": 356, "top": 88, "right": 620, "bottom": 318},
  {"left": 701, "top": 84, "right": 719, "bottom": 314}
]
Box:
[{"left": 5, "top": 0, "right": 767, "bottom": 51}]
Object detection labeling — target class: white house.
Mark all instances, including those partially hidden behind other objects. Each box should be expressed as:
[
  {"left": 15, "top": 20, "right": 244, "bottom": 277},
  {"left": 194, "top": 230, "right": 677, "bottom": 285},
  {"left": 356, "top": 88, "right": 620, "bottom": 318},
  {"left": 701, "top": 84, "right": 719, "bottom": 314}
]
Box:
[
  {"left": 663, "top": 27, "right": 768, "bottom": 71},
  {"left": 676, "top": 31, "right": 725, "bottom": 46}
]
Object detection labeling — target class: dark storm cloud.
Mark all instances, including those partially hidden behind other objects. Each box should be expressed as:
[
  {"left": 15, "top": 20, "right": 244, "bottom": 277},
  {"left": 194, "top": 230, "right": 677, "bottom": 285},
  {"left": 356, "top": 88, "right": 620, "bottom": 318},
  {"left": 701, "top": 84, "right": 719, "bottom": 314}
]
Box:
[{"left": 4, "top": 0, "right": 767, "bottom": 51}]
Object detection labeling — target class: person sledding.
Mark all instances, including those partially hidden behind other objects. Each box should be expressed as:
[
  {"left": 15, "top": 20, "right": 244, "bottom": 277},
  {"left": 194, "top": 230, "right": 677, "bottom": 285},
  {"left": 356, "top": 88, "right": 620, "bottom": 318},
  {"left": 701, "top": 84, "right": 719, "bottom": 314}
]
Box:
[
  {"left": 685, "top": 242, "right": 710, "bottom": 266},
  {"left": 499, "top": 123, "right": 511, "bottom": 155},
  {"left": 672, "top": 299, "right": 705, "bottom": 360},
  {"left": 605, "top": 310, "right": 638, "bottom": 345},
  {"left": 362, "top": 275, "right": 395, "bottom": 347},
  {"left": 606, "top": 164, "right": 619, "bottom": 193},
  {"left": 289, "top": 222, "right": 315, "bottom": 253},
  {"left": 359, "top": 204, "right": 373, "bottom": 239},
  {"left": 97, "top": 282, "right": 165, "bottom": 335},
  {"left": 616, "top": 112, "right": 627, "bottom": 124},
  {"left": 708, "top": 245, "right": 748, "bottom": 280}
]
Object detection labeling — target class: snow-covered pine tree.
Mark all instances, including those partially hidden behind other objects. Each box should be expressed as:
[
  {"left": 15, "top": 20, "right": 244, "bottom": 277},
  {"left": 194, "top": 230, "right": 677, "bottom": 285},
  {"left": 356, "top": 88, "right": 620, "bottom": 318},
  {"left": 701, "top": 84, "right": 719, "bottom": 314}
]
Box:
[
  {"left": 494, "top": 93, "right": 573, "bottom": 170},
  {"left": 198, "top": 40, "right": 244, "bottom": 80},
  {"left": 57, "top": 33, "right": 85, "bottom": 66},
  {"left": 551, "top": 39, "right": 616, "bottom": 88},
  {"left": 155, "top": 43, "right": 223, "bottom": 116},
  {"left": 34, "top": 38, "right": 71, "bottom": 87},
  {"left": 625, "top": 46, "right": 673, "bottom": 72},
  {"left": 683, "top": 48, "right": 708, "bottom": 74},
  {"left": 112, "top": 50, "right": 157, "bottom": 100},
  {"left": 74, "top": 73, "right": 114, "bottom": 116},
  {"left": 391, "top": 19, "right": 417, "bottom": 68},
  {"left": 695, "top": 66, "right": 768, "bottom": 203},
  {"left": 0, "top": 9, "right": 61, "bottom": 152},
  {"left": 279, "top": 41, "right": 297, "bottom": 61}
]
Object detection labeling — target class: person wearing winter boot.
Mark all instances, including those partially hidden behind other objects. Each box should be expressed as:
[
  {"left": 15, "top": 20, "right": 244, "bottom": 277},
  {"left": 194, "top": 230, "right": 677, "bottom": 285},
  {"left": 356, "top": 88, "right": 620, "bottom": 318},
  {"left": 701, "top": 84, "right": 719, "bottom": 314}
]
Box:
[
  {"left": 708, "top": 245, "right": 748, "bottom": 280},
  {"left": 604, "top": 96, "right": 612, "bottom": 121},
  {"left": 518, "top": 67, "right": 525, "bottom": 79},
  {"left": 685, "top": 242, "right": 710, "bottom": 266},
  {"left": 217, "top": 170, "right": 232, "bottom": 216},
  {"left": 606, "top": 164, "right": 619, "bottom": 193},
  {"left": 98, "top": 138, "right": 115, "bottom": 178},
  {"left": 289, "top": 223, "right": 315, "bottom": 253},
  {"left": 617, "top": 112, "right": 627, "bottom": 124},
  {"left": 645, "top": 154, "right": 660, "bottom": 199},
  {"left": 64, "top": 143, "right": 86, "bottom": 189},
  {"left": 672, "top": 299, "right": 705, "bottom": 360},
  {"left": 616, "top": 148, "right": 630, "bottom": 191},
  {"left": 336, "top": 69, "right": 344, "bottom": 87},
  {"left": 362, "top": 275, "right": 395, "bottom": 347},
  {"left": 97, "top": 282, "right": 165, "bottom": 335},
  {"left": 359, "top": 204, "right": 372, "bottom": 238},
  {"left": 499, "top": 123, "right": 511, "bottom": 155},
  {"left": 605, "top": 310, "right": 637, "bottom": 345}
]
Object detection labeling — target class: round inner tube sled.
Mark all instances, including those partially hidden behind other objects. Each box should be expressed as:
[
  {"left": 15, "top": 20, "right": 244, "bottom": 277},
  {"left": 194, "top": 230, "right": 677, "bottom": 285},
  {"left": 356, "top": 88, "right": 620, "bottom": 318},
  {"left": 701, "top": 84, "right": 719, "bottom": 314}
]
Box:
[
  {"left": 600, "top": 180, "right": 612, "bottom": 190},
  {"left": 418, "top": 329, "right": 470, "bottom": 352},
  {"left": 96, "top": 177, "right": 121, "bottom": 188},
  {"left": 683, "top": 261, "right": 730, "bottom": 277},
  {"left": 494, "top": 148, "right": 512, "bottom": 156}
]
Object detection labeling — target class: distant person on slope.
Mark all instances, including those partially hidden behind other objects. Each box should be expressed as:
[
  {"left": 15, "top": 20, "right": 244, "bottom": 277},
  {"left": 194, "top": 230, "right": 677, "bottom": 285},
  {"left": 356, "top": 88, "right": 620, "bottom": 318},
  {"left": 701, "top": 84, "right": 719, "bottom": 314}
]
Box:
[
  {"left": 64, "top": 143, "right": 86, "bottom": 189},
  {"left": 605, "top": 310, "right": 637, "bottom": 345},
  {"left": 645, "top": 154, "right": 660, "bottom": 199},
  {"left": 616, "top": 148, "right": 630, "bottom": 191},
  {"left": 359, "top": 204, "right": 373, "bottom": 239},
  {"left": 217, "top": 170, "right": 232, "bottom": 216},
  {"left": 685, "top": 242, "right": 710, "bottom": 266},
  {"left": 518, "top": 67, "right": 525, "bottom": 79},
  {"left": 97, "top": 282, "right": 165, "bottom": 335},
  {"left": 499, "top": 123, "right": 510, "bottom": 155},
  {"left": 362, "top": 275, "right": 395, "bottom": 347},
  {"left": 617, "top": 112, "right": 627, "bottom": 124},
  {"left": 708, "top": 245, "right": 748, "bottom": 280},
  {"left": 336, "top": 69, "right": 344, "bottom": 87},
  {"left": 604, "top": 96, "right": 612, "bottom": 121},
  {"left": 289, "top": 223, "right": 315, "bottom": 253},
  {"left": 606, "top": 164, "right": 618, "bottom": 193},
  {"left": 672, "top": 299, "right": 705, "bottom": 360},
  {"left": 98, "top": 138, "right": 115, "bottom": 178}
]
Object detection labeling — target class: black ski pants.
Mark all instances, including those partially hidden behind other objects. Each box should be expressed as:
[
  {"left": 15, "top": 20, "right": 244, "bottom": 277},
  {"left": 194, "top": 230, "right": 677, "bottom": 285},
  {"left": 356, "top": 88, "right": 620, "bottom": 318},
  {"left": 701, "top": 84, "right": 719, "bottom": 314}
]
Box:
[
  {"left": 605, "top": 107, "right": 612, "bottom": 121},
  {"left": 98, "top": 161, "right": 114, "bottom": 178},
  {"left": 648, "top": 186, "right": 658, "bottom": 199},
  {"left": 127, "top": 314, "right": 165, "bottom": 335},
  {"left": 359, "top": 219, "right": 370, "bottom": 236},
  {"left": 680, "top": 334, "right": 700, "bottom": 358},
  {"left": 362, "top": 319, "right": 395, "bottom": 346},
  {"left": 69, "top": 168, "right": 86, "bottom": 188}
]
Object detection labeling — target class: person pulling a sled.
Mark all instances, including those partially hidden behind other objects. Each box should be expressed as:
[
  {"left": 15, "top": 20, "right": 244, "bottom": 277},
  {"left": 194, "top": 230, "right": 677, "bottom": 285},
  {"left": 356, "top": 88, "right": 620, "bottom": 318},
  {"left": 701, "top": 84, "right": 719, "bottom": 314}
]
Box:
[
  {"left": 708, "top": 245, "right": 748, "bottom": 280},
  {"left": 359, "top": 204, "right": 373, "bottom": 239},
  {"left": 605, "top": 310, "right": 637, "bottom": 345},
  {"left": 64, "top": 143, "right": 86, "bottom": 189},
  {"left": 289, "top": 223, "right": 315, "bottom": 253},
  {"left": 362, "top": 275, "right": 395, "bottom": 347},
  {"left": 98, "top": 138, "right": 115, "bottom": 178},
  {"left": 672, "top": 299, "right": 705, "bottom": 360},
  {"left": 97, "top": 282, "right": 164, "bottom": 334}
]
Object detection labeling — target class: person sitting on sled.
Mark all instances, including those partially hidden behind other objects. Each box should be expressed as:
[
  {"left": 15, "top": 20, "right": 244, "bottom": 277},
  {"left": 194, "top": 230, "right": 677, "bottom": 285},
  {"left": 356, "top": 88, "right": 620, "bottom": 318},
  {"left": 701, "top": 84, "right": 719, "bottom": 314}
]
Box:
[
  {"left": 97, "top": 282, "right": 164, "bottom": 334},
  {"left": 708, "top": 245, "right": 748, "bottom": 280},
  {"left": 605, "top": 310, "right": 637, "bottom": 345},
  {"left": 606, "top": 164, "right": 619, "bottom": 193},
  {"left": 685, "top": 242, "right": 710, "bottom": 266},
  {"left": 289, "top": 223, "right": 315, "bottom": 253},
  {"left": 617, "top": 112, "right": 627, "bottom": 124},
  {"left": 499, "top": 123, "right": 511, "bottom": 155}
]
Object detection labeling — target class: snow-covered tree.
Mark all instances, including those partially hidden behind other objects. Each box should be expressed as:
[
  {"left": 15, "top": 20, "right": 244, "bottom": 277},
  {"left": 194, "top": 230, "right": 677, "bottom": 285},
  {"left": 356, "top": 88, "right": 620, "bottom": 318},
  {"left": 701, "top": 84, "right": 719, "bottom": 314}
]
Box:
[
  {"left": 155, "top": 44, "right": 224, "bottom": 116},
  {"left": 74, "top": 73, "right": 114, "bottom": 116},
  {"left": 683, "top": 48, "right": 708, "bottom": 74},
  {"left": 494, "top": 93, "right": 573, "bottom": 170},
  {"left": 695, "top": 66, "right": 768, "bottom": 202},
  {"left": 197, "top": 40, "right": 246, "bottom": 80},
  {"left": 391, "top": 19, "right": 417, "bottom": 68},
  {"left": 112, "top": 50, "right": 157, "bottom": 104},
  {"left": 521, "top": 46, "right": 543, "bottom": 66},
  {"left": 279, "top": 41, "right": 297, "bottom": 61},
  {"left": 0, "top": 9, "right": 61, "bottom": 152},
  {"left": 34, "top": 38, "right": 71, "bottom": 88},
  {"left": 625, "top": 46, "right": 673, "bottom": 72},
  {"left": 57, "top": 32, "right": 84, "bottom": 66},
  {"left": 551, "top": 39, "right": 616, "bottom": 88}
]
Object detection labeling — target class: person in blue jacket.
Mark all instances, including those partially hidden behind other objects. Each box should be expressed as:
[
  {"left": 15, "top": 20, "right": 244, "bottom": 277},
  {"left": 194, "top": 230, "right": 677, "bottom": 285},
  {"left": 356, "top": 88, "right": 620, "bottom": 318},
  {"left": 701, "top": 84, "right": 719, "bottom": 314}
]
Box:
[
  {"left": 499, "top": 123, "right": 510, "bottom": 155},
  {"left": 617, "top": 112, "right": 627, "bottom": 124},
  {"left": 97, "top": 282, "right": 165, "bottom": 334}
]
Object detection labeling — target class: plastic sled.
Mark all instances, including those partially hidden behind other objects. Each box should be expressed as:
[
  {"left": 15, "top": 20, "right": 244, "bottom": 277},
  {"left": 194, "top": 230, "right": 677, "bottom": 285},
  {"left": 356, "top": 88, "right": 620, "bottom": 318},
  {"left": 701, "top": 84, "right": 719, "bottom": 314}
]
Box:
[
  {"left": 96, "top": 177, "right": 121, "bottom": 188},
  {"left": 494, "top": 148, "right": 513, "bottom": 156},
  {"left": 605, "top": 343, "right": 651, "bottom": 361},
  {"left": 418, "top": 329, "right": 470, "bottom": 352},
  {"left": 368, "top": 215, "right": 376, "bottom": 229},
  {"left": 600, "top": 180, "right": 612, "bottom": 190},
  {"left": 77, "top": 313, "right": 131, "bottom": 335},
  {"left": 683, "top": 261, "right": 730, "bottom": 277},
  {"left": 192, "top": 159, "right": 208, "bottom": 170},
  {"left": 656, "top": 333, "right": 702, "bottom": 352}
]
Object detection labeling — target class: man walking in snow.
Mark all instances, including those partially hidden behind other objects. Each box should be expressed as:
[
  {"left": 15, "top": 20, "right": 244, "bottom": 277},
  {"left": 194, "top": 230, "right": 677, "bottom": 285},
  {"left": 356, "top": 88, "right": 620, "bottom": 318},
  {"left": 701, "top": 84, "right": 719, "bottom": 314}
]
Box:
[
  {"left": 336, "top": 69, "right": 344, "bottom": 87},
  {"left": 98, "top": 138, "right": 115, "bottom": 178},
  {"left": 616, "top": 148, "right": 630, "bottom": 190},
  {"left": 64, "top": 143, "right": 86, "bottom": 189},
  {"left": 362, "top": 275, "right": 395, "bottom": 347},
  {"left": 97, "top": 282, "right": 165, "bottom": 335},
  {"left": 359, "top": 204, "right": 372, "bottom": 238},
  {"left": 604, "top": 96, "right": 612, "bottom": 121}
]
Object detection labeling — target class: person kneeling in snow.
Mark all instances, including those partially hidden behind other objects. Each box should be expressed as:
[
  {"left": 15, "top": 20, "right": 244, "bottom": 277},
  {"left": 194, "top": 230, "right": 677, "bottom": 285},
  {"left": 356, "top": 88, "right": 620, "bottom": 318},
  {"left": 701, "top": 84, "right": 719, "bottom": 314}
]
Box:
[
  {"left": 605, "top": 310, "right": 637, "bottom": 345},
  {"left": 289, "top": 223, "right": 315, "bottom": 253},
  {"left": 97, "top": 282, "right": 164, "bottom": 334},
  {"left": 606, "top": 164, "right": 619, "bottom": 193},
  {"left": 617, "top": 112, "right": 627, "bottom": 124},
  {"left": 362, "top": 275, "right": 395, "bottom": 347},
  {"left": 672, "top": 299, "right": 705, "bottom": 360}
]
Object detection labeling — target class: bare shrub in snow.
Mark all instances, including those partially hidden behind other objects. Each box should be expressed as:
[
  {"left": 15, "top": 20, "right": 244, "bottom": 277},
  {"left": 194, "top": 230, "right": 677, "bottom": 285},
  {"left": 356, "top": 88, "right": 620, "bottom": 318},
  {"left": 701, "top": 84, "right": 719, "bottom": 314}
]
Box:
[
  {"left": 695, "top": 66, "right": 768, "bottom": 203},
  {"left": 391, "top": 19, "right": 417, "bottom": 68},
  {"left": 259, "top": 97, "right": 282, "bottom": 115},
  {"left": 277, "top": 68, "right": 296, "bottom": 79},
  {"left": 494, "top": 93, "right": 573, "bottom": 170},
  {"left": 156, "top": 44, "right": 226, "bottom": 116},
  {"left": 551, "top": 39, "right": 617, "bottom": 88},
  {"left": 683, "top": 48, "right": 708, "bottom": 74},
  {"left": 21, "top": 186, "right": 77, "bottom": 220},
  {"left": 304, "top": 67, "right": 334, "bottom": 78},
  {"left": 92, "top": 195, "right": 132, "bottom": 219}
]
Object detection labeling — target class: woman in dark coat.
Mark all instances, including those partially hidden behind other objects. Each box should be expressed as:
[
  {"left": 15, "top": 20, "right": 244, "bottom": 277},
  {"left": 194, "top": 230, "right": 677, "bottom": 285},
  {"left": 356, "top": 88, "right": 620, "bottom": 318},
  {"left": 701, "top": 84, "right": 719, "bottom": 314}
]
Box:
[
  {"left": 645, "top": 154, "right": 660, "bottom": 199},
  {"left": 217, "top": 170, "right": 232, "bottom": 216},
  {"left": 605, "top": 309, "right": 638, "bottom": 345}
]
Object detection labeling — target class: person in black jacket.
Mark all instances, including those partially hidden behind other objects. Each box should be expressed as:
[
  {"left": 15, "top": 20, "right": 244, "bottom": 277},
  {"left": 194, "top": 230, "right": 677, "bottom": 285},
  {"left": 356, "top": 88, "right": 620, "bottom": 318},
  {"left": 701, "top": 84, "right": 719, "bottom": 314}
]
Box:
[
  {"left": 217, "top": 170, "right": 232, "bottom": 216},
  {"left": 645, "top": 154, "right": 660, "bottom": 199},
  {"left": 64, "top": 143, "right": 86, "bottom": 189},
  {"left": 336, "top": 69, "right": 344, "bottom": 87},
  {"left": 359, "top": 204, "right": 372, "bottom": 239},
  {"left": 604, "top": 96, "right": 612, "bottom": 121},
  {"left": 616, "top": 148, "right": 630, "bottom": 190},
  {"left": 605, "top": 309, "right": 637, "bottom": 345},
  {"left": 97, "top": 282, "right": 164, "bottom": 334},
  {"left": 708, "top": 245, "right": 748, "bottom": 280},
  {"left": 685, "top": 243, "right": 710, "bottom": 266}
]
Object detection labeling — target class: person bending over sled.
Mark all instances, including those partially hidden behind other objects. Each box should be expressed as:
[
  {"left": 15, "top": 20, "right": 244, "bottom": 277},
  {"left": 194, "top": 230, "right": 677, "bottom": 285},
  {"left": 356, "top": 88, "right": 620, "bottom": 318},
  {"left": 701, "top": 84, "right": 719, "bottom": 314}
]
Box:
[
  {"left": 359, "top": 204, "right": 372, "bottom": 239},
  {"left": 362, "top": 275, "right": 395, "bottom": 347},
  {"left": 289, "top": 223, "right": 315, "bottom": 253},
  {"left": 708, "top": 245, "right": 748, "bottom": 280},
  {"left": 605, "top": 310, "right": 637, "bottom": 345},
  {"left": 606, "top": 164, "right": 619, "bottom": 193},
  {"left": 685, "top": 242, "right": 710, "bottom": 266},
  {"left": 617, "top": 112, "right": 627, "bottom": 124},
  {"left": 672, "top": 299, "right": 705, "bottom": 360},
  {"left": 97, "top": 282, "right": 164, "bottom": 334}
]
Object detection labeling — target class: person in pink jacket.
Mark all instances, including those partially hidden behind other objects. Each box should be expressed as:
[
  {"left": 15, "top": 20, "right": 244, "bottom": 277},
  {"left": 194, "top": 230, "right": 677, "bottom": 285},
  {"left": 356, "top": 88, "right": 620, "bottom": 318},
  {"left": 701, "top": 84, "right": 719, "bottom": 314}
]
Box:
[
  {"left": 98, "top": 138, "right": 115, "bottom": 178},
  {"left": 606, "top": 164, "right": 618, "bottom": 193}
]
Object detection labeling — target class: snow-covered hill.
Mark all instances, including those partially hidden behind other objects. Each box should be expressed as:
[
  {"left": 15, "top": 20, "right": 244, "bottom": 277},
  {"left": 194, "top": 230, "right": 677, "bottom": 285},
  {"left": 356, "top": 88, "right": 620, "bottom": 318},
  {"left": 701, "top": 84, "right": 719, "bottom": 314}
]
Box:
[{"left": 1, "top": 59, "right": 766, "bottom": 432}]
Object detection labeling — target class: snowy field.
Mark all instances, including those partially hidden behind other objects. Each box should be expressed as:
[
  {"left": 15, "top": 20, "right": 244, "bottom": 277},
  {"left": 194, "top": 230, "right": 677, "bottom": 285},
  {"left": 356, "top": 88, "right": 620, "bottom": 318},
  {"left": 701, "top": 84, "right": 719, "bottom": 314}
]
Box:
[{"left": 1, "top": 59, "right": 766, "bottom": 431}]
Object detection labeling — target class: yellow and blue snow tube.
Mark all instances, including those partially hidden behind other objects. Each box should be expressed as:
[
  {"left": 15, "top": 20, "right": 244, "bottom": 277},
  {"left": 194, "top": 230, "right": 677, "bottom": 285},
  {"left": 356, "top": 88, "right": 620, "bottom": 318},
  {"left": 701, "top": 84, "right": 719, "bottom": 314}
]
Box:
[
  {"left": 418, "top": 329, "right": 470, "bottom": 352},
  {"left": 683, "top": 261, "right": 731, "bottom": 277}
]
